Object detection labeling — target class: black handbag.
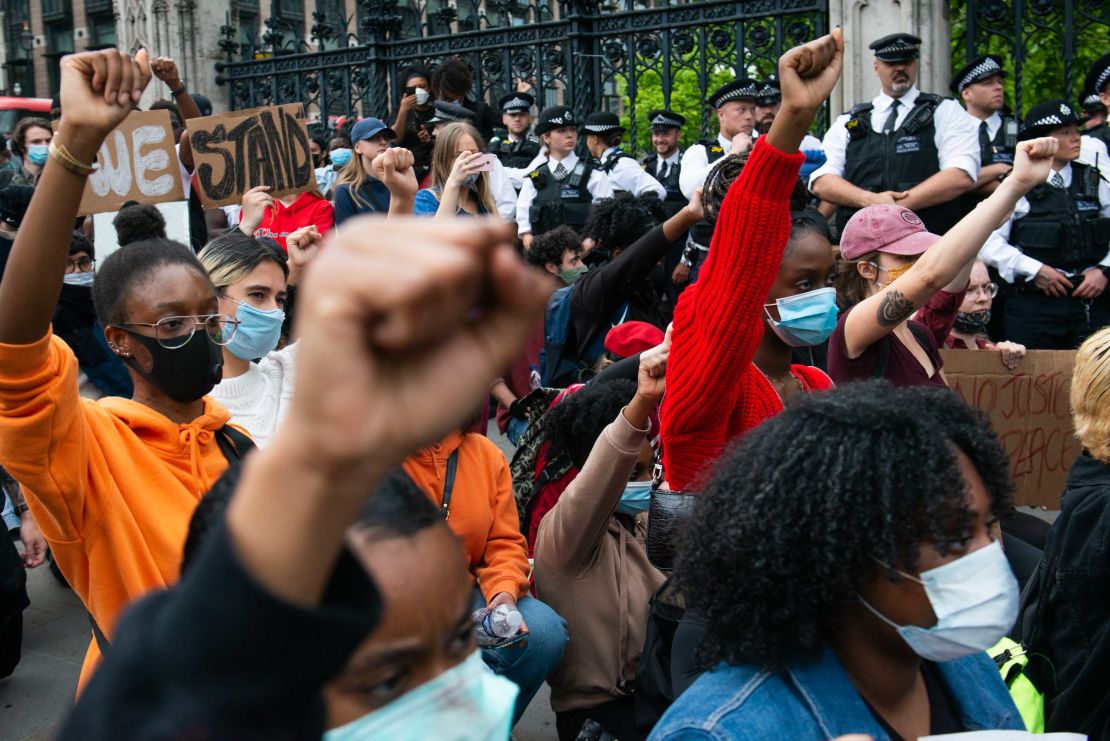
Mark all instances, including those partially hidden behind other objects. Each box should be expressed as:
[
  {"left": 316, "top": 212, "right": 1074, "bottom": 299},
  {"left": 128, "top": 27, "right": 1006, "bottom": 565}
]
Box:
[{"left": 646, "top": 490, "right": 697, "bottom": 572}]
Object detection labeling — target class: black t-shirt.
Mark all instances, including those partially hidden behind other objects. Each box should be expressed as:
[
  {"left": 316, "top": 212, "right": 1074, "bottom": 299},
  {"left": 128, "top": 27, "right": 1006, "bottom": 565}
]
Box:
[
  {"left": 402, "top": 105, "right": 436, "bottom": 169},
  {"left": 866, "top": 662, "right": 966, "bottom": 741}
]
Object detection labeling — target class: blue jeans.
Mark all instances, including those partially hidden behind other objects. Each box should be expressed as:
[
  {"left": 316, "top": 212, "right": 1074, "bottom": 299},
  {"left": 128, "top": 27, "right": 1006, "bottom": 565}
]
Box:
[
  {"left": 507, "top": 417, "right": 529, "bottom": 447},
  {"left": 472, "top": 588, "right": 567, "bottom": 725}
]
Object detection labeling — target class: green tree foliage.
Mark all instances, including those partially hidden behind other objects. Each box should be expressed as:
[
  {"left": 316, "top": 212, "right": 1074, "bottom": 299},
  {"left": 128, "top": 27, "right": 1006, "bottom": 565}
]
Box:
[
  {"left": 615, "top": 66, "right": 737, "bottom": 153},
  {"left": 949, "top": 0, "right": 1109, "bottom": 117}
]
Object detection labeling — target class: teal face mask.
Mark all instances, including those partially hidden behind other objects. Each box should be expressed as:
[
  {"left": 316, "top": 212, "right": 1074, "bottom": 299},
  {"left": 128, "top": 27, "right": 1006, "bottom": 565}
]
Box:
[
  {"left": 763, "top": 286, "right": 839, "bottom": 347},
  {"left": 26, "top": 144, "right": 49, "bottom": 166},
  {"left": 323, "top": 650, "right": 518, "bottom": 741},
  {"left": 616, "top": 480, "right": 652, "bottom": 516},
  {"left": 329, "top": 148, "right": 353, "bottom": 167},
  {"left": 225, "top": 298, "right": 285, "bottom": 361}
]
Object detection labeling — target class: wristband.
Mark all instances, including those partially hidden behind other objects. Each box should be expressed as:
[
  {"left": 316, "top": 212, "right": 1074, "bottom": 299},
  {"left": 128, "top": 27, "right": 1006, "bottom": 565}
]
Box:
[
  {"left": 49, "top": 140, "right": 98, "bottom": 175},
  {"left": 170, "top": 83, "right": 187, "bottom": 97}
]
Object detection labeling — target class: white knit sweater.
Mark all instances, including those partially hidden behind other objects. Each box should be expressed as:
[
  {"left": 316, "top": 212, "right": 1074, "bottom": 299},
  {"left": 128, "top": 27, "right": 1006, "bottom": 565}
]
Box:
[{"left": 209, "top": 343, "right": 297, "bottom": 448}]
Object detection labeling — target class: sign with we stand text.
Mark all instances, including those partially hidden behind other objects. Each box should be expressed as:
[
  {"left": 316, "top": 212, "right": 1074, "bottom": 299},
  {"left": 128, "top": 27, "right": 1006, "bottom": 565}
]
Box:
[
  {"left": 77, "top": 109, "right": 184, "bottom": 216},
  {"left": 186, "top": 103, "right": 314, "bottom": 208}
]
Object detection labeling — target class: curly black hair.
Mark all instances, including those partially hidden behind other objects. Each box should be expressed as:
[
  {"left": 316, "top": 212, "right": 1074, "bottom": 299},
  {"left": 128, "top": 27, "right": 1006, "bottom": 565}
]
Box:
[
  {"left": 582, "top": 192, "right": 666, "bottom": 254},
  {"left": 400, "top": 65, "right": 434, "bottom": 88},
  {"left": 432, "top": 56, "right": 473, "bottom": 99},
  {"left": 527, "top": 225, "right": 582, "bottom": 270},
  {"left": 92, "top": 238, "right": 211, "bottom": 327},
  {"left": 674, "top": 381, "right": 1013, "bottom": 670},
  {"left": 544, "top": 379, "right": 636, "bottom": 470},
  {"left": 112, "top": 203, "right": 167, "bottom": 246},
  {"left": 69, "top": 230, "right": 94, "bottom": 258}
]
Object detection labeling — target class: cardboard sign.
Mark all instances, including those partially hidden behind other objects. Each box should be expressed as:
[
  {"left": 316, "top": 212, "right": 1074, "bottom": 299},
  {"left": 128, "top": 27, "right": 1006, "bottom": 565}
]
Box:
[
  {"left": 78, "top": 110, "right": 185, "bottom": 216},
  {"left": 187, "top": 103, "right": 313, "bottom": 208},
  {"left": 940, "top": 349, "right": 1079, "bottom": 508}
]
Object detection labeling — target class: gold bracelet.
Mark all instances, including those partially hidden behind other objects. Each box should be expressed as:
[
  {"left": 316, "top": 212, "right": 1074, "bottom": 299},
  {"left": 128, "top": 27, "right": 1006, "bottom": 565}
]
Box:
[{"left": 48, "top": 140, "right": 98, "bottom": 176}]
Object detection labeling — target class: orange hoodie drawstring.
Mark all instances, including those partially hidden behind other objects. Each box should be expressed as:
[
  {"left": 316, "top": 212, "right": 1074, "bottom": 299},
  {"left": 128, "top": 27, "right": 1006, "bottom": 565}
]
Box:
[{"left": 178, "top": 426, "right": 214, "bottom": 496}]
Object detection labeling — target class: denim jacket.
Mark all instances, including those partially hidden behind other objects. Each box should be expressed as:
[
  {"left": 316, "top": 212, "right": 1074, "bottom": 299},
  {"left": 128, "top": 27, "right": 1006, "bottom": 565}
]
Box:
[{"left": 650, "top": 643, "right": 1023, "bottom": 740}]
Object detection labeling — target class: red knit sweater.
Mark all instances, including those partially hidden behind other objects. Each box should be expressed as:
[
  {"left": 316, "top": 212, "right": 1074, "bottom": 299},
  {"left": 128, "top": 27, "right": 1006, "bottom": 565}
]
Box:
[{"left": 661, "top": 139, "right": 807, "bottom": 491}]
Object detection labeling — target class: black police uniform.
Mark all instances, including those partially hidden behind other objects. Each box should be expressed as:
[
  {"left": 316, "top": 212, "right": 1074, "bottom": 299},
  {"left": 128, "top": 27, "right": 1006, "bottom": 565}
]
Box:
[
  {"left": 838, "top": 94, "right": 961, "bottom": 236},
  {"left": 1083, "top": 53, "right": 1110, "bottom": 148},
  {"left": 1001, "top": 101, "right": 1110, "bottom": 349},
  {"left": 526, "top": 160, "right": 596, "bottom": 235},
  {"left": 491, "top": 92, "right": 542, "bottom": 170}
]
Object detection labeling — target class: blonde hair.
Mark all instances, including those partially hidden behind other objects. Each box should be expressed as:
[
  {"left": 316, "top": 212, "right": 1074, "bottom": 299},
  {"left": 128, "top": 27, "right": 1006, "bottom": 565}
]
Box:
[
  {"left": 430, "top": 122, "right": 496, "bottom": 215},
  {"left": 335, "top": 140, "right": 374, "bottom": 209},
  {"left": 1072, "top": 326, "right": 1110, "bottom": 462}
]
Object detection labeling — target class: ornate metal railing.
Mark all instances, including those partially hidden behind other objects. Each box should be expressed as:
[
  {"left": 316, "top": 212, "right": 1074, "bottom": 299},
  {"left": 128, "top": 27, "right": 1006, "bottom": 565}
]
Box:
[
  {"left": 955, "top": 0, "right": 1110, "bottom": 117},
  {"left": 216, "top": 0, "right": 827, "bottom": 148}
]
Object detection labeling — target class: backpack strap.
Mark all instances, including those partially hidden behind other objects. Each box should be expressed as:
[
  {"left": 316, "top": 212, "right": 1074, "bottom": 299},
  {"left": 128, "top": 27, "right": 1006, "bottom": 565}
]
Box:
[
  {"left": 215, "top": 425, "right": 256, "bottom": 462},
  {"left": 89, "top": 612, "right": 111, "bottom": 654},
  {"left": 438, "top": 450, "right": 460, "bottom": 520},
  {"left": 871, "top": 322, "right": 934, "bottom": 379}
]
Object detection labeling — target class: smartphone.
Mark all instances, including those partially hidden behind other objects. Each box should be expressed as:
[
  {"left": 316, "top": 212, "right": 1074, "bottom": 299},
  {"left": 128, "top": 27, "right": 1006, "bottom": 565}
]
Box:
[
  {"left": 403, "top": 86, "right": 417, "bottom": 96},
  {"left": 475, "top": 153, "right": 497, "bottom": 172}
]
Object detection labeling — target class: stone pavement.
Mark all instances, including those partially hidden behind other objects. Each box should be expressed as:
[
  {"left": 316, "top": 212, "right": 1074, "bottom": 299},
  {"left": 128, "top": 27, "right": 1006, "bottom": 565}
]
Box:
[{"left": 0, "top": 422, "right": 558, "bottom": 741}]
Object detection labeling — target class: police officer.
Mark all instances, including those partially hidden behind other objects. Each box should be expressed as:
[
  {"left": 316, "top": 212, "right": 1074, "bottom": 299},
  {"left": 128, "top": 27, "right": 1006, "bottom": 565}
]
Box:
[
  {"left": 980, "top": 100, "right": 1110, "bottom": 349},
  {"left": 426, "top": 100, "right": 477, "bottom": 137},
  {"left": 490, "top": 92, "right": 543, "bottom": 177},
  {"left": 582, "top": 111, "right": 665, "bottom": 199},
  {"left": 516, "top": 106, "right": 614, "bottom": 249},
  {"left": 1083, "top": 54, "right": 1110, "bottom": 149},
  {"left": 678, "top": 77, "right": 760, "bottom": 200},
  {"left": 810, "top": 33, "right": 981, "bottom": 237},
  {"left": 950, "top": 55, "right": 1018, "bottom": 206},
  {"left": 674, "top": 78, "right": 761, "bottom": 285},
  {"left": 641, "top": 109, "right": 687, "bottom": 217},
  {"left": 752, "top": 77, "right": 823, "bottom": 149}
]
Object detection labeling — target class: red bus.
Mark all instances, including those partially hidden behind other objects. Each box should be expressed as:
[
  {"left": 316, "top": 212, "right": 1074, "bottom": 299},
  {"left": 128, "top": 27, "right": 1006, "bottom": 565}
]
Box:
[{"left": 0, "top": 96, "right": 52, "bottom": 137}]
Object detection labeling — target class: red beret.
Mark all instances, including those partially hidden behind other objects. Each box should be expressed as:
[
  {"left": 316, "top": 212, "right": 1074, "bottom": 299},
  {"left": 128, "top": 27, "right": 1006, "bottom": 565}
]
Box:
[{"left": 604, "top": 321, "right": 664, "bottom": 359}]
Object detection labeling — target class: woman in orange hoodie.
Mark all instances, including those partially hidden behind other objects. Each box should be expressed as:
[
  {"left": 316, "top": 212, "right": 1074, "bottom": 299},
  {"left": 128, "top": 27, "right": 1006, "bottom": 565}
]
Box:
[
  {"left": 402, "top": 428, "right": 567, "bottom": 726},
  {"left": 0, "top": 49, "right": 250, "bottom": 690}
]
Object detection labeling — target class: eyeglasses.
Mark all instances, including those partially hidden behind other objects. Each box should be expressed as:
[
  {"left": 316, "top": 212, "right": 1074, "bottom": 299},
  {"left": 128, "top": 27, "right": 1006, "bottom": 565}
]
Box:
[
  {"left": 117, "top": 314, "right": 240, "bottom": 349},
  {"left": 967, "top": 282, "right": 999, "bottom": 298},
  {"left": 65, "top": 256, "right": 95, "bottom": 273}
]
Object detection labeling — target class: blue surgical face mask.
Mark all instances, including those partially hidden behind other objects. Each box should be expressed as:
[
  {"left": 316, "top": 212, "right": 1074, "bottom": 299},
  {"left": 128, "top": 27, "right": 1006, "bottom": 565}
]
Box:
[
  {"left": 462, "top": 173, "right": 480, "bottom": 190},
  {"left": 763, "top": 286, "right": 839, "bottom": 347},
  {"left": 26, "top": 144, "right": 49, "bottom": 166},
  {"left": 616, "top": 480, "right": 653, "bottom": 516},
  {"left": 225, "top": 297, "right": 285, "bottom": 361},
  {"left": 859, "top": 540, "right": 1019, "bottom": 662},
  {"left": 323, "top": 650, "right": 518, "bottom": 741},
  {"left": 330, "top": 148, "right": 353, "bottom": 167},
  {"left": 63, "top": 271, "right": 95, "bottom": 288}
]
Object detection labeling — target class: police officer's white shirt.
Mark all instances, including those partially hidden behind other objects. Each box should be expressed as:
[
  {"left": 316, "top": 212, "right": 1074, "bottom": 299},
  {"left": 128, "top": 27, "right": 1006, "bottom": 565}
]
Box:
[
  {"left": 979, "top": 162, "right": 1110, "bottom": 282},
  {"left": 752, "top": 130, "right": 823, "bottom": 150},
  {"left": 603, "top": 147, "right": 666, "bottom": 199},
  {"left": 515, "top": 152, "right": 615, "bottom": 235},
  {"left": 809, "top": 86, "right": 981, "bottom": 190},
  {"left": 679, "top": 133, "right": 733, "bottom": 200},
  {"left": 500, "top": 139, "right": 548, "bottom": 190},
  {"left": 1080, "top": 135, "right": 1110, "bottom": 182},
  {"left": 488, "top": 159, "right": 519, "bottom": 221}
]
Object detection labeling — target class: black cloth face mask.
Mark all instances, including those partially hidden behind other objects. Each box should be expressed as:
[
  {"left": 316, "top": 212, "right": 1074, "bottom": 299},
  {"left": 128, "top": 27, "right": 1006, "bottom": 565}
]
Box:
[
  {"left": 121, "top": 328, "right": 223, "bottom": 402},
  {"left": 953, "top": 310, "right": 990, "bottom": 335}
]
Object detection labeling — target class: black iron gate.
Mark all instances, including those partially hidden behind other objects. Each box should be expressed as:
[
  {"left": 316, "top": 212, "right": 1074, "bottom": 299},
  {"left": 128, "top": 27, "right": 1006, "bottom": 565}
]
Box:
[
  {"left": 216, "top": 0, "right": 827, "bottom": 150},
  {"left": 954, "top": 0, "right": 1110, "bottom": 118}
]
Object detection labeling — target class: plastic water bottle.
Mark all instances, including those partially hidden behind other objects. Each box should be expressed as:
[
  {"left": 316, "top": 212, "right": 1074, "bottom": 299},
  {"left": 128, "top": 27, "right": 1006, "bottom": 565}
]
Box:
[{"left": 472, "top": 604, "right": 523, "bottom": 646}]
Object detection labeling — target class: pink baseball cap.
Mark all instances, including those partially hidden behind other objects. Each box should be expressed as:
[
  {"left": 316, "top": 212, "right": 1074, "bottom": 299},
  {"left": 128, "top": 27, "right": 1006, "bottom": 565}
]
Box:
[{"left": 839, "top": 205, "right": 940, "bottom": 261}]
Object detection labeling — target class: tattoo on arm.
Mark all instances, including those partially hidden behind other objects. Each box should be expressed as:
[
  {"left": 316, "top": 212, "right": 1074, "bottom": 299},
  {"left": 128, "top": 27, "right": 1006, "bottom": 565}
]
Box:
[{"left": 876, "top": 289, "right": 918, "bottom": 327}]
